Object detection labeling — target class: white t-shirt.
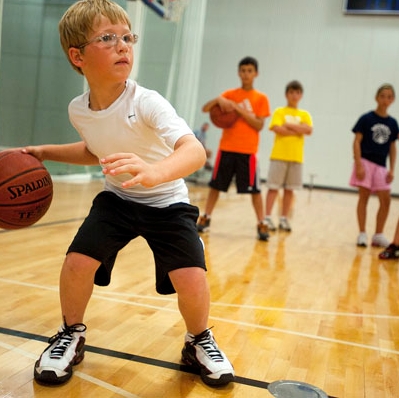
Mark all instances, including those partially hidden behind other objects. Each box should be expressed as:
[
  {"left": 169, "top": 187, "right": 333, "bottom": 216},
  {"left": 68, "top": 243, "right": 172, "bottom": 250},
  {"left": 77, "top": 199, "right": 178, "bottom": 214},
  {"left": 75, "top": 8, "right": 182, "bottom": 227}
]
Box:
[{"left": 69, "top": 79, "right": 193, "bottom": 207}]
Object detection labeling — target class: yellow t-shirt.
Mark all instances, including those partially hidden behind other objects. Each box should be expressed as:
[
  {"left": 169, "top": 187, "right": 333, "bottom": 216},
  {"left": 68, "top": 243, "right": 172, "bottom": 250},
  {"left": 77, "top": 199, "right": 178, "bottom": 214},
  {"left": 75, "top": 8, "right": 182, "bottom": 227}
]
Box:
[{"left": 268, "top": 106, "right": 312, "bottom": 163}]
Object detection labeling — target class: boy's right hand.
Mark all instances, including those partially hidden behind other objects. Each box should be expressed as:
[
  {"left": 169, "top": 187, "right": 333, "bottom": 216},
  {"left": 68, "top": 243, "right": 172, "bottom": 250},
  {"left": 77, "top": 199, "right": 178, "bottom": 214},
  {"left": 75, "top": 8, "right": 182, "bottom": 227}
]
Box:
[
  {"left": 0, "top": 146, "right": 43, "bottom": 161},
  {"left": 21, "top": 146, "right": 44, "bottom": 161}
]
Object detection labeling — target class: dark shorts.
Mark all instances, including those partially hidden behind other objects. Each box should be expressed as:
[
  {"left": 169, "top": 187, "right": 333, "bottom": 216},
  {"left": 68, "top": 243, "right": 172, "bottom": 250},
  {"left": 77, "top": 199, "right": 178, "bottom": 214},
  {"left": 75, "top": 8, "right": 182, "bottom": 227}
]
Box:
[
  {"left": 209, "top": 150, "right": 261, "bottom": 193},
  {"left": 67, "top": 191, "right": 206, "bottom": 295}
]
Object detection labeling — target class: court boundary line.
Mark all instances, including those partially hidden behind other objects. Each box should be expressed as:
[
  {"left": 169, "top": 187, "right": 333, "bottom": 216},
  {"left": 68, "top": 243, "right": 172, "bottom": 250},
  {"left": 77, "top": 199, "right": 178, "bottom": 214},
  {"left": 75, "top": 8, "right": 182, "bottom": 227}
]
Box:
[{"left": 0, "top": 217, "right": 85, "bottom": 233}]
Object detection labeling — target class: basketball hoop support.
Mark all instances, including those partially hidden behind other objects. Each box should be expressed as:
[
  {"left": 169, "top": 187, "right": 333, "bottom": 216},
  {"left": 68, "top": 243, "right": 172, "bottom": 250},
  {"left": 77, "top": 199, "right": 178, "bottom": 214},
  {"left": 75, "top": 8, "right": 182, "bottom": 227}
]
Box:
[{"left": 140, "top": 0, "right": 188, "bottom": 22}]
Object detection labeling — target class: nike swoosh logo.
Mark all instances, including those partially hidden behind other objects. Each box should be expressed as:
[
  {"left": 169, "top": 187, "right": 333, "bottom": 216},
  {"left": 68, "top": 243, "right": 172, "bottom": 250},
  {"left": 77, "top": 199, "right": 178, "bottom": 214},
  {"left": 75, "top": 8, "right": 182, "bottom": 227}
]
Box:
[{"left": 128, "top": 114, "right": 135, "bottom": 119}]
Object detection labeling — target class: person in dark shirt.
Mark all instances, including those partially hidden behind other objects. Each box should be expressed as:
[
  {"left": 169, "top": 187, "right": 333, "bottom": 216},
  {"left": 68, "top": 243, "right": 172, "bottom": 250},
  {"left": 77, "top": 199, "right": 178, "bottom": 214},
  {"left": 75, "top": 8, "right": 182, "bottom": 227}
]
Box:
[{"left": 350, "top": 84, "right": 398, "bottom": 248}]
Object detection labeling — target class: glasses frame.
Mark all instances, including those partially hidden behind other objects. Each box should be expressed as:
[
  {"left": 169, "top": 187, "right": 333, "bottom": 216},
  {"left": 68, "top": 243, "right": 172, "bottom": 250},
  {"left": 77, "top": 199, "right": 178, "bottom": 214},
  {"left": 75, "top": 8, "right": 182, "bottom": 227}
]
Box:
[{"left": 78, "top": 33, "right": 138, "bottom": 49}]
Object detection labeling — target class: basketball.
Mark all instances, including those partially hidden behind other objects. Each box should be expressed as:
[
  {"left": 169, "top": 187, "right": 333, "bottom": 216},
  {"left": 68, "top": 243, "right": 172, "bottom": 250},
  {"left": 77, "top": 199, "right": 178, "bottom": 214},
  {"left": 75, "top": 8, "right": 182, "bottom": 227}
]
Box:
[
  {"left": 209, "top": 104, "right": 238, "bottom": 128},
  {"left": 0, "top": 150, "right": 53, "bottom": 229}
]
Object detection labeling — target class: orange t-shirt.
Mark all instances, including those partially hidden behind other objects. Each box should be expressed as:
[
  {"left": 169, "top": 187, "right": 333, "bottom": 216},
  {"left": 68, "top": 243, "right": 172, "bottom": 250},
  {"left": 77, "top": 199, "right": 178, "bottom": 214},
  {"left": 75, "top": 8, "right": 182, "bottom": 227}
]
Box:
[{"left": 218, "top": 88, "right": 270, "bottom": 154}]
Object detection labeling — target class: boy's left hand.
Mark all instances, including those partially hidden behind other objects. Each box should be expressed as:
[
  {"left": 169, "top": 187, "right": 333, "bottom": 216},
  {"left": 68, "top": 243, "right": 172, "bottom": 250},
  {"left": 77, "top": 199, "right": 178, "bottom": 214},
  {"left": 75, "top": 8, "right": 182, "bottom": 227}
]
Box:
[{"left": 100, "top": 153, "right": 160, "bottom": 188}]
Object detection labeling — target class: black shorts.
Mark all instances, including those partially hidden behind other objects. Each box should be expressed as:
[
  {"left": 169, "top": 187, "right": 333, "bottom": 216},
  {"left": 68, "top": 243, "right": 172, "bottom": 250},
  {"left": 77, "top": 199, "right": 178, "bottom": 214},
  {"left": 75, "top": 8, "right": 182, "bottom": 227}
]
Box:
[
  {"left": 209, "top": 150, "right": 261, "bottom": 193},
  {"left": 67, "top": 191, "right": 206, "bottom": 295}
]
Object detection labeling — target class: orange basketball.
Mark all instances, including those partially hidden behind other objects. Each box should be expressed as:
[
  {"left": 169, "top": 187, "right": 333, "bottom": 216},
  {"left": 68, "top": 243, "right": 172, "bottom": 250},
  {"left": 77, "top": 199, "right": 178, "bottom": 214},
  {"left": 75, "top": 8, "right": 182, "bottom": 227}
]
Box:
[
  {"left": 209, "top": 104, "right": 238, "bottom": 129},
  {"left": 0, "top": 150, "right": 53, "bottom": 229}
]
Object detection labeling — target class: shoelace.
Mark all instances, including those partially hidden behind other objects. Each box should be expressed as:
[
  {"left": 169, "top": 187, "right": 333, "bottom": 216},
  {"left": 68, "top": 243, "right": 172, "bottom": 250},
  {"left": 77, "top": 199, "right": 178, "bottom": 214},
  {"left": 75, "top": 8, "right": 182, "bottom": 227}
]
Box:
[
  {"left": 48, "top": 321, "right": 87, "bottom": 359},
  {"left": 194, "top": 329, "right": 224, "bottom": 362}
]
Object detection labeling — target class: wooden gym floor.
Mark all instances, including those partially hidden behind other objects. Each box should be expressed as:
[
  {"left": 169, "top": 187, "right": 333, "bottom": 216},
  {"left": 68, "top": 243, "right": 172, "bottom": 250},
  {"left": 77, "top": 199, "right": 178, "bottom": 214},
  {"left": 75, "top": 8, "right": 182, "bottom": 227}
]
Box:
[{"left": 1, "top": 179, "right": 398, "bottom": 398}]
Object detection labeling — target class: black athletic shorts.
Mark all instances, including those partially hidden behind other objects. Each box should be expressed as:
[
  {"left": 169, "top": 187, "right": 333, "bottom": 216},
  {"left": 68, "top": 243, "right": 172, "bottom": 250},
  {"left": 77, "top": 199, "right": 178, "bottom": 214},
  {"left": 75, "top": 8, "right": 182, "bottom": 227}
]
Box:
[
  {"left": 209, "top": 150, "right": 261, "bottom": 193},
  {"left": 67, "top": 191, "right": 206, "bottom": 295}
]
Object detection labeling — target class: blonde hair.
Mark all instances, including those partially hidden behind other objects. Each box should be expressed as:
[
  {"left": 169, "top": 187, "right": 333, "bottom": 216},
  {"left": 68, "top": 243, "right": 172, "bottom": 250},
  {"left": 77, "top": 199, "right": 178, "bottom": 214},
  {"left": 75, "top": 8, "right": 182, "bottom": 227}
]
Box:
[
  {"left": 59, "top": 0, "right": 131, "bottom": 74},
  {"left": 376, "top": 83, "right": 395, "bottom": 98}
]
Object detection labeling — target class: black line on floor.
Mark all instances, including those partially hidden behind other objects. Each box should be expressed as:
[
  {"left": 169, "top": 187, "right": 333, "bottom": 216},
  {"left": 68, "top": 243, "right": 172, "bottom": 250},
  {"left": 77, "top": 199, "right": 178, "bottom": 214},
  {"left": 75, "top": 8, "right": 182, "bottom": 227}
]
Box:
[
  {"left": 0, "top": 326, "right": 338, "bottom": 397},
  {"left": 0, "top": 217, "right": 85, "bottom": 233}
]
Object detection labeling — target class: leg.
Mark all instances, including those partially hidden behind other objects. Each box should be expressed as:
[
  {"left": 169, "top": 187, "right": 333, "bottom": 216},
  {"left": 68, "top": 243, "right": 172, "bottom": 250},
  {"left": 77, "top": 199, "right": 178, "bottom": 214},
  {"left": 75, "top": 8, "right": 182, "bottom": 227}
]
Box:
[
  {"left": 265, "top": 160, "right": 286, "bottom": 218},
  {"left": 171, "top": 267, "right": 234, "bottom": 386},
  {"left": 251, "top": 192, "right": 264, "bottom": 222},
  {"left": 204, "top": 187, "right": 220, "bottom": 216},
  {"left": 252, "top": 192, "right": 268, "bottom": 240},
  {"left": 278, "top": 189, "right": 294, "bottom": 232},
  {"left": 393, "top": 218, "right": 399, "bottom": 245},
  {"left": 375, "top": 189, "right": 391, "bottom": 234},
  {"left": 265, "top": 189, "right": 278, "bottom": 216},
  {"left": 34, "top": 252, "right": 100, "bottom": 385},
  {"left": 60, "top": 252, "right": 101, "bottom": 325},
  {"left": 264, "top": 188, "right": 278, "bottom": 231},
  {"left": 197, "top": 188, "right": 220, "bottom": 232},
  {"left": 281, "top": 188, "right": 294, "bottom": 217},
  {"left": 169, "top": 267, "right": 209, "bottom": 335},
  {"left": 357, "top": 186, "right": 370, "bottom": 232}
]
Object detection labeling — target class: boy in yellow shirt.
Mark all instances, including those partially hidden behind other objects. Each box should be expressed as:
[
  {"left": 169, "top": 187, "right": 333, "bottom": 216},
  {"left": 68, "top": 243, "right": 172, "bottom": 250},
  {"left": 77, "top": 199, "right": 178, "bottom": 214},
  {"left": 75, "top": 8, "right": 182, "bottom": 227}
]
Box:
[{"left": 264, "top": 80, "right": 313, "bottom": 232}]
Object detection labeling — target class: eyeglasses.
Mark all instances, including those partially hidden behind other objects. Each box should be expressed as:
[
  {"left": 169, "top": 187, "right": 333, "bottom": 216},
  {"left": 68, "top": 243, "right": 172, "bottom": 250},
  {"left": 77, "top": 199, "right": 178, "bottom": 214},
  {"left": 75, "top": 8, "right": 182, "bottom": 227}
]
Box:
[{"left": 78, "top": 33, "right": 138, "bottom": 49}]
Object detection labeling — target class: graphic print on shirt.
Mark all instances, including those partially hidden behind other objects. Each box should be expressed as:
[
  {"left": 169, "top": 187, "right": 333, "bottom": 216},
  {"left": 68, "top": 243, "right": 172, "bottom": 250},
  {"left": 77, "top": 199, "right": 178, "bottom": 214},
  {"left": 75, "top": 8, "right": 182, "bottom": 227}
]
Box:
[
  {"left": 372, "top": 123, "right": 391, "bottom": 144},
  {"left": 240, "top": 98, "right": 253, "bottom": 112},
  {"left": 284, "top": 115, "right": 301, "bottom": 125}
]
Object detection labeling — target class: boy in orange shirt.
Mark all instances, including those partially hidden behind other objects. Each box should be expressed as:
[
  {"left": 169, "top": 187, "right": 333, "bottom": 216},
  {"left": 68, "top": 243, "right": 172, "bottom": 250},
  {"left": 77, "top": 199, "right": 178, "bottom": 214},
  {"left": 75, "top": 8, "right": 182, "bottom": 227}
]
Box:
[{"left": 197, "top": 57, "right": 270, "bottom": 240}]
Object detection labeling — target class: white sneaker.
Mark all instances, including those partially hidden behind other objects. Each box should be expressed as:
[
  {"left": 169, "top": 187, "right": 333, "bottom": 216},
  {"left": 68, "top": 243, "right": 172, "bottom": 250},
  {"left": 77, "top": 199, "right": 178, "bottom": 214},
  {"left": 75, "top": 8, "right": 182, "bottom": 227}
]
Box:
[
  {"left": 279, "top": 217, "right": 291, "bottom": 232},
  {"left": 371, "top": 233, "right": 390, "bottom": 248},
  {"left": 181, "top": 328, "right": 234, "bottom": 386},
  {"left": 357, "top": 232, "right": 368, "bottom": 247},
  {"left": 34, "top": 321, "right": 86, "bottom": 385},
  {"left": 264, "top": 217, "right": 276, "bottom": 231}
]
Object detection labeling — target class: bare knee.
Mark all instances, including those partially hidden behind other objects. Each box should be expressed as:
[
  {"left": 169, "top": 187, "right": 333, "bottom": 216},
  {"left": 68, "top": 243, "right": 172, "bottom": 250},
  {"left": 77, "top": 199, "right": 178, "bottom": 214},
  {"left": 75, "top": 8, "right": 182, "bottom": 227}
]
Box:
[
  {"left": 169, "top": 267, "right": 208, "bottom": 297},
  {"left": 63, "top": 252, "right": 100, "bottom": 277}
]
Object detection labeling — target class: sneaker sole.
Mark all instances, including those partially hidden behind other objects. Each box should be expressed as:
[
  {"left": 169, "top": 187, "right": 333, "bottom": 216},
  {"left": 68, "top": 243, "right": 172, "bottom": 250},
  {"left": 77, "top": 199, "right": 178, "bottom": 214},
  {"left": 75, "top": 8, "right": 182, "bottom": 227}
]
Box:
[
  {"left": 201, "top": 371, "right": 235, "bottom": 386},
  {"left": 379, "top": 253, "right": 399, "bottom": 260},
  {"left": 371, "top": 242, "right": 388, "bottom": 248},
  {"left": 34, "top": 349, "right": 85, "bottom": 385},
  {"left": 34, "top": 367, "right": 73, "bottom": 385}
]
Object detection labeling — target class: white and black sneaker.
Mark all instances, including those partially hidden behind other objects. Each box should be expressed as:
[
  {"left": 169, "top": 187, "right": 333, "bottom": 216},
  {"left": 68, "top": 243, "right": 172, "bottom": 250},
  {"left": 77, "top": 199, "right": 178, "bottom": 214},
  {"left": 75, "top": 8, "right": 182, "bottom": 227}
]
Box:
[
  {"left": 34, "top": 320, "right": 87, "bottom": 385},
  {"left": 357, "top": 232, "right": 368, "bottom": 247},
  {"left": 181, "top": 328, "right": 234, "bottom": 386},
  {"left": 279, "top": 217, "right": 292, "bottom": 232},
  {"left": 379, "top": 243, "right": 399, "bottom": 259},
  {"left": 264, "top": 217, "right": 277, "bottom": 232}
]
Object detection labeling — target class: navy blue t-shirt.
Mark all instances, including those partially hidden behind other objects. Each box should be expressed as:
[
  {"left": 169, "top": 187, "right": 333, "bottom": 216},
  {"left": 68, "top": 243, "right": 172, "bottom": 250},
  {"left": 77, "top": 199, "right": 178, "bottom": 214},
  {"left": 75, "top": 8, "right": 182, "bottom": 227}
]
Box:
[{"left": 352, "top": 111, "right": 398, "bottom": 166}]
